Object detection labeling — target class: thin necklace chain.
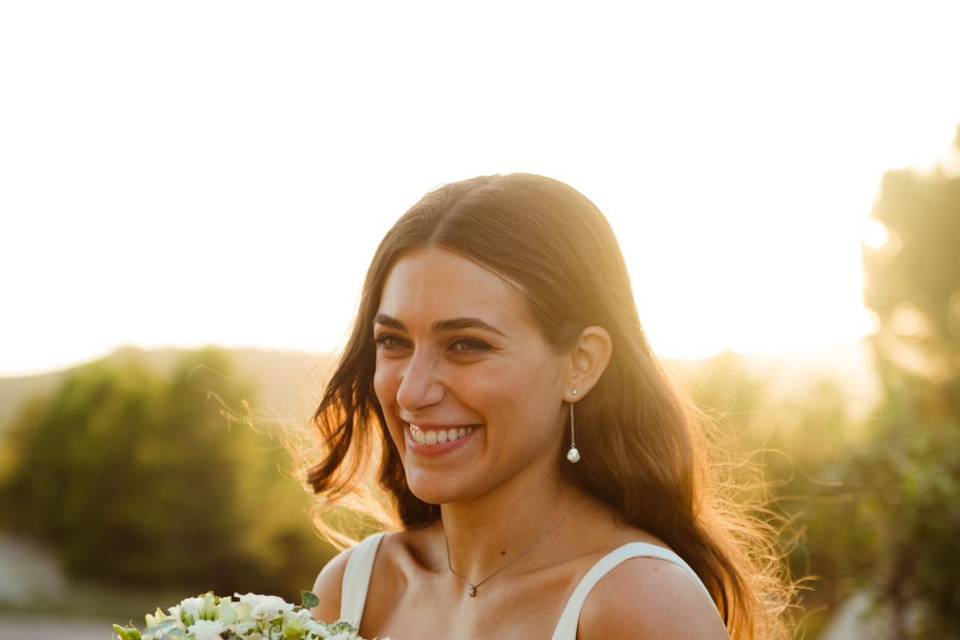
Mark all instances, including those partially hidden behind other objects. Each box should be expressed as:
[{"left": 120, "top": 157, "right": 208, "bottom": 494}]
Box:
[{"left": 443, "top": 494, "right": 585, "bottom": 597}]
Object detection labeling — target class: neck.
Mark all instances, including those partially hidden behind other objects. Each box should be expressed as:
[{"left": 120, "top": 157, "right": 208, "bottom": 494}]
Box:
[{"left": 437, "top": 460, "right": 585, "bottom": 587}]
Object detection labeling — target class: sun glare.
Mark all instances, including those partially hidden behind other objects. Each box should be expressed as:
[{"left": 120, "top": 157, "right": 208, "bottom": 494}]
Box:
[{"left": 1, "top": 2, "right": 958, "bottom": 376}]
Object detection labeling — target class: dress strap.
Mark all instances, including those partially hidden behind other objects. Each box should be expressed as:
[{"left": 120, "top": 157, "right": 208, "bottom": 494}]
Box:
[
  {"left": 337, "top": 531, "right": 388, "bottom": 628},
  {"left": 550, "top": 541, "right": 715, "bottom": 640}
]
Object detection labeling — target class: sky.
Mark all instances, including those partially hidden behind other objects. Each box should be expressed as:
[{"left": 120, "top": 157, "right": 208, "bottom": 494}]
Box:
[{"left": 2, "top": 1, "right": 959, "bottom": 377}]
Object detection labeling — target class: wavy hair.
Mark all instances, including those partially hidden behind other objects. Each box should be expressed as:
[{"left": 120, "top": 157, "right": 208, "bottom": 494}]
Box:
[{"left": 298, "top": 173, "right": 799, "bottom": 639}]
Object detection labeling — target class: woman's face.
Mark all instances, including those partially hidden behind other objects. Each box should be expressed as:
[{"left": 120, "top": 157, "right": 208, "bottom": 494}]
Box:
[{"left": 372, "top": 246, "right": 569, "bottom": 505}]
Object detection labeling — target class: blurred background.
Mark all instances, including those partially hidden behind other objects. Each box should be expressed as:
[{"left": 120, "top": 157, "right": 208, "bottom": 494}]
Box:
[{"left": 1, "top": 2, "right": 958, "bottom": 638}]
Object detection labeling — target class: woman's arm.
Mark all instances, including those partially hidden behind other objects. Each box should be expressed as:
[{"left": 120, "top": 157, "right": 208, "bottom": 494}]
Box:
[
  {"left": 309, "top": 547, "right": 356, "bottom": 623},
  {"left": 578, "top": 557, "right": 730, "bottom": 639}
]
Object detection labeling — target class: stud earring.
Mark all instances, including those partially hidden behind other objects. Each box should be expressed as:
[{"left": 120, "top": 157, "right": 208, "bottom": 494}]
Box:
[{"left": 567, "top": 389, "right": 581, "bottom": 463}]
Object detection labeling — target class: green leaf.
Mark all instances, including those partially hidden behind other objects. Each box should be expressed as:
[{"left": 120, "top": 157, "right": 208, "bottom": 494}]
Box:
[
  {"left": 300, "top": 589, "right": 320, "bottom": 609},
  {"left": 112, "top": 624, "right": 142, "bottom": 640}
]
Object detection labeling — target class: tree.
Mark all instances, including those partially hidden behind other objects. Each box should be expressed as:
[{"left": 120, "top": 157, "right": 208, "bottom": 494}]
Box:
[
  {"left": 848, "top": 126, "right": 960, "bottom": 638},
  {"left": 0, "top": 346, "right": 326, "bottom": 595}
]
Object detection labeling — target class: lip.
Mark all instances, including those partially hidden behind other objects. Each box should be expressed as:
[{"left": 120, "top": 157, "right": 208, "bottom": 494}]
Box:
[{"left": 404, "top": 422, "right": 481, "bottom": 458}]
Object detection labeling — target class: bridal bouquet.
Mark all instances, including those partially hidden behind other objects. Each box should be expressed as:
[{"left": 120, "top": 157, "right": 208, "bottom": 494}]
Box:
[{"left": 112, "top": 591, "right": 393, "bottom": 640}]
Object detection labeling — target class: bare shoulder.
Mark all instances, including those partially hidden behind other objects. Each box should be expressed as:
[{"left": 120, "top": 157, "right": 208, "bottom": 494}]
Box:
[
  {"left": 578, "top": 554, "right": 729, "bottom": 639},
  {"left": 309, "top": 545, "right": 356, "bottom": 623},
  {"left": 309, "top": 531, "right": 412, "bottom": 624}
]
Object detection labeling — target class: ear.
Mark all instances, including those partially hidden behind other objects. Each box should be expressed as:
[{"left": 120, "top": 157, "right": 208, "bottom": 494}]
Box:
[{"left": 563, "top": 326, "right": 613, "bottom": 402}]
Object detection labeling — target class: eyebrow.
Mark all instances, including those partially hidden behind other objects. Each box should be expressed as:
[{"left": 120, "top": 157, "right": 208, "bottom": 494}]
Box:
[{"left": 373, "top": 313, "right": 507, "bottom": 337}]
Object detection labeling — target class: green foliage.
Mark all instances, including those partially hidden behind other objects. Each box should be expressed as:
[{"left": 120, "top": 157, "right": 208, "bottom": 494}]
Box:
[
  {"left": 849, "top": 127, "right": 960, "bottom": 637},
  {"left": 112, "top": 624, "right": 142, "bottom": 640},
  {"left": 657, "top": 134, "right": 960, "bottom": 638},
  {"left": 0, "top": 347, "right": 333, "bottom": 599},
  {"left": 679, "top": 350, "right": 863, "bottom": 637}
]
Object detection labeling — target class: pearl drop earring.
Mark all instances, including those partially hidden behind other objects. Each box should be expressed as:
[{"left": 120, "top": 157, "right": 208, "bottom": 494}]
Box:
[{"left": 567, "top": 389, "right": 581, "bottom": 463}]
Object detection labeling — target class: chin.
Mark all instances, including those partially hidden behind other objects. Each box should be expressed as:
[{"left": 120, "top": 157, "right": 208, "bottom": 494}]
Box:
[
  {"left": 407, "top": 481, "right": 458, "bottom": 506},
  {"left": 406, "top": 473, "right": 479, "bottom": 506}
]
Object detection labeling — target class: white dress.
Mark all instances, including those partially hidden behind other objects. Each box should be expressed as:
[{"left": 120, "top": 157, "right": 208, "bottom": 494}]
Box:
[{"left": 315, "top": 530, "right": 716, "bottom": 639}]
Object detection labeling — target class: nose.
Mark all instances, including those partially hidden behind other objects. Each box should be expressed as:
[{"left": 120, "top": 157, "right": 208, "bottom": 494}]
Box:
[{"left": 395, "top": 347, "right": 445, "bottom": 412}]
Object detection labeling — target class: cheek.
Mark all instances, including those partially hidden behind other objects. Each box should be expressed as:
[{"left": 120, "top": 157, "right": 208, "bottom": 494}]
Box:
[
  {"left": 372, "top": 361, "right": 403, "bottom": 435},
  {"left": 372, "top": 362, "right": 394, "bottom": 401},
  {"left": 478, "top": 362, "right": 559, "bottom": 444}
]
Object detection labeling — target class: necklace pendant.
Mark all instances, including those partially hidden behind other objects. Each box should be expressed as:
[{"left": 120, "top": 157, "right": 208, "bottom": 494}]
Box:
[{"left": 467, "top": 585, "right": 477, "bottom": 597}]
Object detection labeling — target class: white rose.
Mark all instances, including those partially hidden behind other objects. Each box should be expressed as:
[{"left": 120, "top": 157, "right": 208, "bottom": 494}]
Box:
[
  {"left": 233, "top": 593, "right": 295, "bottom": 620},
  {"left": 284, "top": 608, "right": 312, "bottom": 625},
  {"left": 227, "top": 620, "right": 257, "bottom": 635},
  {"left": 187, "top": 619, "right": 227, "bottom": 640},
  {"left": 217, "top": 598, "right": 237, "bottom": 625},
  {"left": 179, "top": 596, "right": 205, "bottom": 623},
  {"left": 166, "top": 604, "right": 186, "bottom": 625},
  {"left": 305, "top": 619, "right": 329, "bottom": 636},
  {"left": 305, "top": 620, "right": 355, "bottom": 639}
]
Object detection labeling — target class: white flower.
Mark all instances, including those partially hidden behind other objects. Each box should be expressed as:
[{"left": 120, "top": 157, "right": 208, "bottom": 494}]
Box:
[
  {"left": 233, "top": 592, "right": 295, "bottom": 620},
  {"left": 217, "top": 598, "right": 237, "bottom": 625},
  {"left": 305, "top": 619, "right": 330, "bottom": 636},
  {"left": 179, "top": 596, "right": 205, "bottom": 623},
  {"left": 227, "top": 620, "right": 257, "bottom": 635},
  {"left": 319, "top": 633, "right": 355, "bottom": 640},
  {"left": 284, "top": 608, "right": 313, "bottom": 625},
  {"left": 304, "top": 619, "right": 364, "bottom": 639},
  {"left": 116, "top": 592, "right": 391, "bottom": 640},
  {"left": 187, "top": 619, "right": 227, "bottom": 640}
]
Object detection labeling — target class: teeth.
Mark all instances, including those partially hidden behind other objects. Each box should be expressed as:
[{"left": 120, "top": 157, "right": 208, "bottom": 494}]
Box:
[{"left": 409, "top": 423, "right": 478, "bottom": 447}]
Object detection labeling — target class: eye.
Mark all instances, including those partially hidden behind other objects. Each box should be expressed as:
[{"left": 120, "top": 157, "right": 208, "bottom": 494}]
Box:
[
  {"left": 449, "top": 338, "right": 491, "bottom": 354},
  {"left": 373, "top": 334, "right": 490, "bottom": 354},
  {"left": 374, "top": 334, "right": 408, "bottom": 350}
]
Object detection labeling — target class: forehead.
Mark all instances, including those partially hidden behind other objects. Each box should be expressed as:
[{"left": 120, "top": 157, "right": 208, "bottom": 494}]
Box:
[{"left": 377, "top": 247, "right": 531, "bottom": 331}]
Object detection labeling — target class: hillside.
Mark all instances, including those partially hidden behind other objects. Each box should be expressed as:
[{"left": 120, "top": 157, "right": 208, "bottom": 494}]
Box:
[
  {"left": 0, "top": 340, "right": 881, "bottom": 438},
  {"left": 0, "top": 345, "right": 339, "bottom": 438}
]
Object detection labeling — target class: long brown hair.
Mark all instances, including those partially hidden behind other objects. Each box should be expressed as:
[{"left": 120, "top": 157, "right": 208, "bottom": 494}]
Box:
[{"left": 301, "top": 173, "right": 798, "bottom": 639}]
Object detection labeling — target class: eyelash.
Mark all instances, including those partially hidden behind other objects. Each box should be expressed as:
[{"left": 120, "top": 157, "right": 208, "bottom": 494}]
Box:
[{"left": 373, "top": 334, "right": 491, "bottom": 354}]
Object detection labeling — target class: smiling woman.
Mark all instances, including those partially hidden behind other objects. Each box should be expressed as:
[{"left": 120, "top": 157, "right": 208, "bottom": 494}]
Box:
[{"left": 298, "top": 173, "right": 798, "bottom": 639}]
